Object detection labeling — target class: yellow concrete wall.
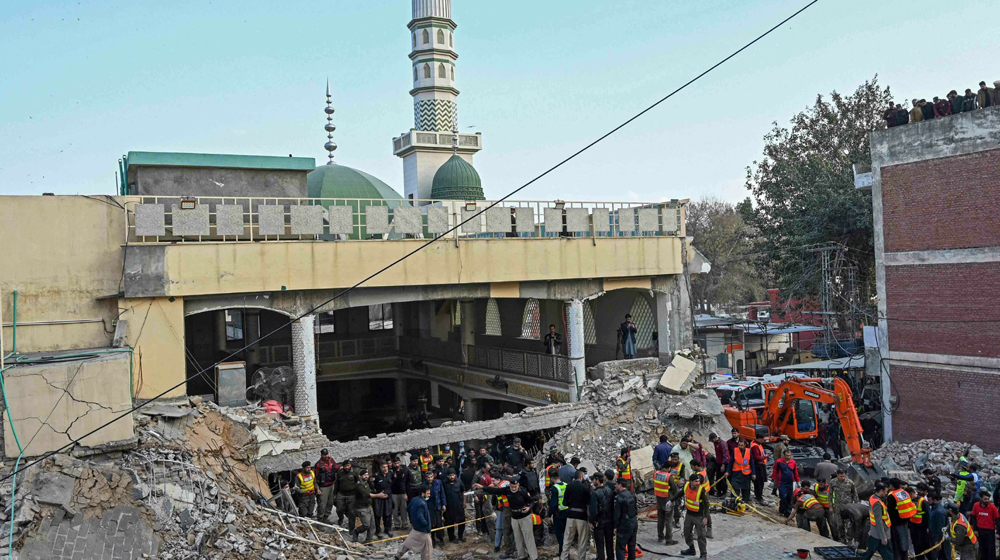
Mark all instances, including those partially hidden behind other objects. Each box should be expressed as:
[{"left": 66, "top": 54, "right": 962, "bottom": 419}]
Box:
[
  {"left": 157, "top": 236, "right": 684, "bottom": 297},
  {"left": 118, "top": 297, "right": 187, "bottom": 399},
  {"left": 0, "top": 196, "right": 125, "bottom": 353}
]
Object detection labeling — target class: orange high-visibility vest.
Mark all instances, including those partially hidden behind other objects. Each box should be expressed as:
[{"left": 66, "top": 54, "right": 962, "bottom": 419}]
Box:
[
  {"left": 750, "top": 441, "right": 764, "bottom": 463},
  {"left": 617, "top": 457, "right": 632, "bottom": 480},
  {"left": 798, "top": 494, "right": 819, "bottom": 510},
  {"left": 545, "top": 465, "right": 559, "bottom": 488},
  {"left": 892, "top": 489, "right": 916, "bottom": 519},
  {"left": 296, "top": 471, "right": 315, "bottom": 494},
  {"left": 911, "top": 496, "right": 926, "bottom": 524},
  {"left": 495, "top": 480, "right": 510, "bottom": 508},
  {"left": 698, "top": 469, "right": 710, "bottom": 493},
  {"left": 684, "top": 482, "right": 704, "bottom": 512},
  {"left": 653, "top": 471, "right": 671, "bottom": 498},
  {"left": 530, "top": 513, "right": 542, "bottom": 526},
  {"left": 420, "top": 455, "right": 434, "bottom": 472},
  {"left": 951, "top": 514, "right": 977, "bottom": 545},
  {"left": 733, "top": 447, "right": 752, "bottom": 475},
  {"left": 869, "top": 495, "right": 891, "bottom": 528},
  {"left": 813, "top": 484, "right": 830, "bottom": 509}
]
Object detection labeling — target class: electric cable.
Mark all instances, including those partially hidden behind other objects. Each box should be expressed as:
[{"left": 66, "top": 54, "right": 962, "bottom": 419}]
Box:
[{"left": 0, "top": 0, "right": 822, "bottom": 483}]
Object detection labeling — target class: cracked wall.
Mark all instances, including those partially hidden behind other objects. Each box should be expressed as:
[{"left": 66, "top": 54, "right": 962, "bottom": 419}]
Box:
[{"left": 2, "top": 353, "right": 134, "bottom": 458}]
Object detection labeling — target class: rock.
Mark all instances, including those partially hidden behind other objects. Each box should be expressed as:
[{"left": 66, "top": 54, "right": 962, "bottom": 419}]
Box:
[
  {"left": 224, "top": 513, "right": 237, "bottom": 524},
  {"left": 34, "top": 472, "right": 76, "bottom": 508}
]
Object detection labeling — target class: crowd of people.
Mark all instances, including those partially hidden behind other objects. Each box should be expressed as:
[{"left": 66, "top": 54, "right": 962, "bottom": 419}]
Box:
[{"left": 884, "top": 80, "right": 999, "bottom": 127}]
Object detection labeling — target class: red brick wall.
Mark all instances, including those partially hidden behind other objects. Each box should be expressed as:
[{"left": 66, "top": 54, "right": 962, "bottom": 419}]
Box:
[
  {"left": 892, "top": 365, "right": 1000, "bottom": 449},
  {"left": 882, "top": 148, "right": 1000, "bottom": 253},
  {"left": 885, "top": 263, "right": 1000, "bottom": 358}
]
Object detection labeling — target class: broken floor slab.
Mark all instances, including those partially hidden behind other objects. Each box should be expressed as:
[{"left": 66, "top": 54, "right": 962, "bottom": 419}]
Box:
[
  {"left": 33, "top": 472, "right": 76, "bottom": 509},
  {"left": 657, "top": 353, "right": 698, "bottom": 394}
]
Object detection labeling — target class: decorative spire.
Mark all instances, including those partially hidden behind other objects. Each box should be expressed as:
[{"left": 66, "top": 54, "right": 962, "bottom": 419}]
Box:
[
  {"left": 323, "top": 79, "right": 337, "bottom": 165},
  {"left": 451, "top": 125, "right": 459, "bottom": 155}
]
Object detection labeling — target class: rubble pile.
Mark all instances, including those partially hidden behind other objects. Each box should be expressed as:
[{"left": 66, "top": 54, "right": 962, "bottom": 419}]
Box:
[{"left": 872, "top": 439, "right": 1000, "bottom": 492}]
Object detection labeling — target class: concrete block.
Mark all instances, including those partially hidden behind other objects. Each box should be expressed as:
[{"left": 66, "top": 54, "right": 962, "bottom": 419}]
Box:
[
  {"left": 485, "top": 207, "right": 509, "bottom": 233},
  {"left": 215, "top": 205, "right": 245, "bottom": 236},
  {"left": 617, "top": 208, "right": 636, "bottom": 233},
  {"left": 630, "top": 445, "right": 655, "bottom": 480},
  {"left": 258, "top": 205, "right": 285, "bottom": 236},
  {"left": 544, "top": 208, "right": 563, "bottom": 235},
  {"left": 327, "top": 206, "right": 353, "bottom": 234},
  {"left": 565, "top": 208, "right": 589, "bottom": 232},
  {"left": 661, "top": 206, "right": 680, "bottom": 233},
  {"left": 134, "top": 204, "right": 165, "bottom": 237},
  {"left": 638, "top": 208, "right": 658, "bottom": 232},
  {"left": 461, "top": 209, "right": 482, "bottom": 233},
  {"left": 365, "top": 205, "right": 389, "bottom": 234},
  {"left": 35, "top": 472, "right": 76, "bottom": 508},
  {"left": 392, "top": 206, "right": 422, "bottom": 234},
  {"left": 290, "top": 206, "right": 323, "bottom": 235},
  {"left": 426, "top": 206, "right": 449, "bottom": 234},
  {"left": 514, "top": 207, "right": 534, "bottom": 233},
  {"left": 657, "top": 354, "right": 698, "bottom": 394},
  {"left": 170, "top": 204, "right": 210, "bottom": 236},
  {"left": 592, "top": 208, "right": 610, "bottom": 233}
]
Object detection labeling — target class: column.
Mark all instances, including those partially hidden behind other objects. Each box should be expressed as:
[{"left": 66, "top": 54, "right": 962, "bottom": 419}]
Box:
[
  {"left": 565, "top": 299, "right": 586, "bottom": 402},
  {"left": 462, "top": 398, "right": 480, "bottom": 423},
  {"left": 655, "top": 291, "right": 672, "bottom": 364},
  {"left": 460, "top": 300, "right": 475, "bottom": 365},
  {"left": 291, "top": 314, "right": 318, "bottom": 418},
  {"left": 395, "top": 377, "right": 407, "bottom": 423}
]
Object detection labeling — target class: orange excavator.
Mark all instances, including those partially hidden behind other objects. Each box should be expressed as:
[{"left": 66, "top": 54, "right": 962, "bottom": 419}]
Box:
[{"left": 724, "top": 377, "right": 873, "bottom": 467}]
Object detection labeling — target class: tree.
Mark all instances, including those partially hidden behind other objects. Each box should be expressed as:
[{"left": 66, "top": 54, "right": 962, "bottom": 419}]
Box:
[
  {"left": 744, "top": 76, "right": 891, "bottom": 311},
  {"left": 687, "top": 197, "right": 765, "bottom": 314}
]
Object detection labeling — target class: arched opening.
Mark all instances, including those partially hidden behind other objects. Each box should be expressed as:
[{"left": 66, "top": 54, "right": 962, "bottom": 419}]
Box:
[
  {"left": 413, "top": 66, "right": 418, "bottom": 81},
  {"left": 484, "top": 298, "right": 502, "bottom": 336},
  {"left": 449, "top": 32, "right": 453, "bottom": 47},
  {"left": 520, "top": 298, "right": 540, "bottom": 339},
  {"left": 422, "top": 29, "right": 429, "bottom": 44},
  {"left": 450, "top": 66, "right": 455, "bottom": 80},
  {"left": 423, "top": 63, "right": 431, "bottom": 79},
  {"left": 629, "top": 295, "right": 656, "bottom": 350},
  {"left": 436, "top": 29, "right": 445, "bottom": 44},
  {"left": 583, "top": 300, "right": 597, "bottom": 345},
  {"left": 412, "top": 32, "right": 416, "bottom": 48},
  {"left": 438, "top": 63, "right": 447, "bottom": 79}
]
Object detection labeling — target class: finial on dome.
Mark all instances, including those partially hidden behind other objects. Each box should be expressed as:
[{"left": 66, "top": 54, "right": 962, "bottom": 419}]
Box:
[
  {"left": 451, "top": 125, "right": 459, "bottom": 155},
  {"left": 324, "top": 78, "right": 337, "bottom": 165}
]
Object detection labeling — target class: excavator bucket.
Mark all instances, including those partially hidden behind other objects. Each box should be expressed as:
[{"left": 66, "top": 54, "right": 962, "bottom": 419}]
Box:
[{"left": 846, "top": 462, "right": 882, "bottom": 499}]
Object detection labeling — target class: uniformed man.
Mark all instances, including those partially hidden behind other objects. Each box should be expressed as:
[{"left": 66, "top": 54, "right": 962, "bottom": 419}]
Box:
[
  {"left": 616, "top": 448, "right": 632, "bottom": 491},
  {"left": 859, "top": 483, "right": 892, "bottom": 560},
  {"left": 352, "top": 469, "right": 386, "bottom": 543},
  {"left": 786, "top": 484, "right": 830, "bottom": 537},
  {"left": 294, "top": 461, "right": 318, "bottom": 518},
  {"left": 419, "top": 448, "right": 435, "bottom": 473},
  {"left": 589, "top": 472, "right": 615, "bottom": 560},
  {"left": 946, "top": 502, "right": 979, "bottom": 560},
  {"left": 829, "top": 468, "right": 859, "bottom": 542},
  {"left": 550, "top": 475, "right": 569, "bottom": 555},
  {"left": 676, "top": 472, "right": 709, "bottom": 559},
  {"left": 335, "top": 459, "right": 360, "bottom": 529},
  {"left": 652, "top": 460, "right": 679, "bottom": 545},
  {"left": 614, "top": 478, "right": 638, "bottom": 560},
  {"left": 813, "top": 480, "right": 834, "bottom": 539}
]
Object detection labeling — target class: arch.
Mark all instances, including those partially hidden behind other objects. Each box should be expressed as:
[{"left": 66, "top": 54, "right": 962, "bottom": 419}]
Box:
[
  {"left": 412, "top": 33, "right": 416, "bottom": 48},
  {"left": 520, "top": 298, "right": 540, "bottom": 339},
  {"left": 583, "top": 300, "right": 597, "bottom": 345},
  {"left": 413, "top": 66, "right": 418, "bottom": 81},
  {"left": 422, "top": 29, "right": 429, "bottom": 44},
  {"left": 484, "top": 298, "right": 502, "bottom": 336},
  {"left": 450, "top": 66, "right": 455, "bottom": 80},
  {"left": 628, "top": 295, "right": 656, "bottom": 349},
  {"left": 437, "top": 29, "right": 445, "bottom": 44},
  {"left": 438, "top": 63, "right": 446, "bottom": 79},
  {"left": 449, "top": 32, "right": 453, "bottom": 47},
  {"left": 423, "top": 63, "right": 431, "bottom": 79}
]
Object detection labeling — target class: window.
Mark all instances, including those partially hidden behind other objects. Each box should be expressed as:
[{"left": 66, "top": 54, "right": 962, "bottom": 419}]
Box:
[
  {"left": 450, "top": 66, "right": 455, "bottom": 80},
  {"left": 520, "top": 299, "right": 540, "bottom": 339},
  {"left": 583, "top": 301, "right": 597, "bottom": 344},
  {"left": 438, "top": 63, "right": 446, "bottom": 79},
  {"left": 413, "top": 66, "right": 418, "bottom": 81},
  {"left": 369, "top": 304, "right": 394, "bottom": 331},
  {"left": 412, "top": 33, "right": 416, "bottom": 48},
  {"left": 437, "top": 29, "right": 445, "bottom": 44},
  {"left": 225, "top": 310, "right": 243, "bottom": 341},
  {"left": 628, "top": 296, "right": 656, "bottom": 349},
  {"left": 485, "top": 298, "right": 502, "bottom": 336},
  {"left": 449, "top": 32, "right": 453, "bottom": 47},
  {"left": 423, "top": 63, "right": 430, "bottom": 79},
  {"left": 314, "top": 312, "right": 335, "bottom": 334},
  {"left": 422, "top": 29, "right": 429, "bottom": 44}
]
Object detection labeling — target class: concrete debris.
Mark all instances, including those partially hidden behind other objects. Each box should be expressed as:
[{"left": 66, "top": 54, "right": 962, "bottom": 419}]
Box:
[
  {"left": 657, "top": 353, "right": 698, "bottom": 394},
  {"left": 32, "top": 472, "right": 75, "bottom": 509},
  {"left": 872, "top": 439, "right": 1000, "bottom": 493}
]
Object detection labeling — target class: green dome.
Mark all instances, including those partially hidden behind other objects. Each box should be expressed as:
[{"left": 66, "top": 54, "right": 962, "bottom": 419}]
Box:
[
  {"left": 307, "top": 163, "right": 402, "bottom": 201},
  {"left": 431, "top": 155, "right": 484, "bottom": 200}
]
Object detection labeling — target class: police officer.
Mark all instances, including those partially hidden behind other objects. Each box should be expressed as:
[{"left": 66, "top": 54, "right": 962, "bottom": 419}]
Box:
[
  {"left": 294, "top": 461, "right": 318, "bottom": 518},
  {"left": 589, "top": 472, "right": 615, "bottom": 560},
  {"left": 614, "top": 478, "right": 638, "bottom": 560},
  {"left": 335, "top": 459, "right": 360, "bottom": 529},
  {"left": 675, "top": 472, "right": 709, "bottom": 559}
]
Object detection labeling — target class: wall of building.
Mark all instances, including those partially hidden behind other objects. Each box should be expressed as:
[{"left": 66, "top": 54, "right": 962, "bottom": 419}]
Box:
[
  {"left": 0, "top": 196, "right": 124, "bottom": 354},
  {"left": 118, "top": 297, "right": 187, "bottom": 399},
  {"left": 132, "top": 167, "right": 307, "bottom": 198}
]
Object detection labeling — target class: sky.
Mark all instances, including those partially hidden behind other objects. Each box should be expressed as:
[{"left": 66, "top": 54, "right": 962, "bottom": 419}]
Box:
[{"left": 1, "top": 0, "right": 997, "bottom": 203}]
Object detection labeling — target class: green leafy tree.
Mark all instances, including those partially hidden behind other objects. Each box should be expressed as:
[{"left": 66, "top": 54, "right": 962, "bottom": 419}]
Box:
[
  {"left": 744, "top": 76, "right": 891, "bottom": 309},
  {"left": 688, "top": 197, "right": 765, "bottom": 313}
]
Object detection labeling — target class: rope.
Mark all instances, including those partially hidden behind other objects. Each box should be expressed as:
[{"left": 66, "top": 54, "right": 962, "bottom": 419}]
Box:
[{"left": 364, "top": 512, "right": 498, "bottom": 546}]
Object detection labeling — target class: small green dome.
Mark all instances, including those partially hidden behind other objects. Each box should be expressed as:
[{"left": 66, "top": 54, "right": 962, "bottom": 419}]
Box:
[
  {"left": 307, "top": 163, "right": 402, "bottom": 201},
  {"left": 431, "top": 155, "right": 484, "bottom": 200}
]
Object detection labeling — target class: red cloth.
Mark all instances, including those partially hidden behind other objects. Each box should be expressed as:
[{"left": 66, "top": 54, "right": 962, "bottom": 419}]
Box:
[
  {"left": 933, "top": 99, "right": 951, "bottom": 118},
  {"left": 713, "top": 440, "right": 730, "bottom": 467},
  {"left": 772, "top": 458, "right": 800, "bottom": 486},
  {"left": 972, "top": 502, "right": 1000, "bottom": 530},
  {"left": 750, "top": 442, "right": 766, "bottom": 464}
]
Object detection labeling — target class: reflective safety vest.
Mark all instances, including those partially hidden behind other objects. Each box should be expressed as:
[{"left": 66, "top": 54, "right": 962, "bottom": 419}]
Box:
[
  {"left": 653, "top": 470, "right": 671, "bottom": 498},
  {"left": 530, "top": 513, "right": 542, "bottom": 526},
  {"left": 951, "top": 513, "right": 978, "bottom": 545},
  {"left": 812, "top": 484, "right": 830, "bottom": 509},
  {"left": 798, "top": 494, "right": 819, "bottom": 510},
  {"left": 869, "top": 495, "right": 891, "bottom": 528},
  {"left": 545, "top": 465, "right": 559, "bottom": 488},
  {"left": 955, "top": 470, "right": 970, "bottom": 501},
  {"left": 911, "top": 496, "right": 926, "bottom": 524},
  {"left": 750, "top": 441, "right": 764, "bottom": 463},
  {"left": 733, "top": 447, "right": 752, "bottom": 475},
  {"left": 698, "top": 469, "right": 710, "bottom": 493},
  {"left": 296, "top": 471, "right": 316, "bottom": 494},
  {"left": 617, "top": 457, "right": 632, "bottom": 480},
  {"left": 668, "top": 466, "right": 681, "bottom": 486},
  {"left": 684, "top": 482, "right": 704, "bottom": 512},
  {"left": 441, "top": 449, "right": 453, "bottom": 461},
  {"left": 553, "top": 482, "right": 568, "bottom": 511},
  {"left": 496, "top": 480, "right": 510, "bottom": 508},
  {"left": 892, "top": 489, "right": 916, "bottom": 519},
  {"left": 420, "top": 455, "right": 434, "bottom": 472}
]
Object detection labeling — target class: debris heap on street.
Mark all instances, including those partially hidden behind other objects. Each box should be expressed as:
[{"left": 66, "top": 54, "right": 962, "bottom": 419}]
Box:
[{"left": 872, "top": 439, "right": 998, "bottom": 493}]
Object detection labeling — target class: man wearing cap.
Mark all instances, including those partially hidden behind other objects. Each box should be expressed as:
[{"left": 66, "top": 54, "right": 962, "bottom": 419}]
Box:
[
  {"left": 546, "top": 446, "right": 566, "bottom": 468},
  {"left": 390, "top": 457, "right": 411, "bottom": 530},
  {"left": 442, "top": 469, "right": 467, "bottom": 543},
  {"left": 590, "top": 472, "right": 616, "bottom": 560},
  {"left": 425, "top": 471, "right": 446, "bottom": 547},
  {"left": 335, "top": 459, "right": 360, "bottom": 529},
  {"left": 372, "top": 461, "right": 394, "bottom": 538},
  {"left": 315, "top": 449, "right": 338, "bottom": 522},
  {"left": 294, "top": 461, "right": 318, "bottom": 518},
  {"left": 669, "top": 453, "right": 683, "bottom": 529},
  {"left": 478, "top": 477, "right": 538, "bottom": 560},
  {"left": 472, "top": 461, "right": 494, "bottom": 540},
  {"left": 614, "top": 477, "right": 639, "bottom": 560},
  {"left": 352, "top": 469, "right": 386, "bottom": 543},
  {"left": 507, "top": 438, "right": 528, "bottom": 470}
]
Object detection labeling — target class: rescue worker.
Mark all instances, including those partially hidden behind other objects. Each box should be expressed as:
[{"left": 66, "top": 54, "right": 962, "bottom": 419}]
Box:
[
  {"left": 335, "top": 459, "right": 360, "bottom": 529},
  {"left": 546, "top": 460, "right": 562, "bottom": 492},
  {"left": 294, "top": 461, "right": 318, "bottom": 518},
  {"left": 859, "top": 482, "right": 893, "bottom": 560},
  {"left": 772, "top": 449, "right": 800, "bottom": 517},
  {"left": 946, "top": 502, "right": 979, "bottom": 560},
  {"left": 887, "top": 478, "right": 916, "bottom": 560},
  {"left": 372, "top": 461, "right": 394, "bottom": 538},
  {"left": 830, "top": 468, "right": 859, "bottom": 542},
  {"left": 352, "top": 469, "right": 385, "bottom": 543},
  {"left": 616, "top": 448, "right": 632, "bottom": 490},
  {"left": 614, "top": 478, "right": 639, "bottom": 560},
  {"left": 750, "top": 435, "right": 768, "bottom": 504},
  {"left": 689, "top": 458, "right": 712, "bottom": 539},
  {"left": 951, "top": 462, "right": 981, "bottom": 515},
  {"left": 730, "top": 437, "right": 754, "bottom": 502},
  {"left": 652, "top": 460, "right": 679, "bottom": 545},
  {"left": 814, "top": 480, "right": 834, "bottom": 540},
  {"left": 590, "top": 472, "right": 616, "bottom": 560},
  {"left": 419, "top": 448, "right": 434, "bottom": 473},
  {"left": 315, "top": 449, "right": 337, "bottom": 522},
  {"left": 677, "top": 472, "right": 709, "bottom": 559},
  {"left": 550, "top": 475, "right": 569, "bottom": 555},
  {"left": 668, "top": 453, "right": 683, "bottom": 529},
  {"left": 908, "top": 482, "right": 929, "bottom": 558},
  {"left": 786, "top": 485, "right": 830, "bottom": 537}
]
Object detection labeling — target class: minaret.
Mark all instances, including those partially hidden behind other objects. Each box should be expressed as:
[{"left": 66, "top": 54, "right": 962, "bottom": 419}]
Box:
[
  {"left": 392, "top": 0, "right": 482, "bottom": 203},
  {"left": 324, "top": 79, "right": 337, "bottom": 165}
]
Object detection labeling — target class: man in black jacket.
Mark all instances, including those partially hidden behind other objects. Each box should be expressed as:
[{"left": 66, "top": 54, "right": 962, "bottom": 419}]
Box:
[
  {"left": 614, "top": 478, "right": 638, "bottom": 560},
  {"left": 522, "top": 459, "right": 541, "bottom": 498},
  {"left": 315, "top": 449, "right": 337, "bottom": 522},
  {"left": 335, "top": 459, "right": 360, "bottom": 529},
  {"left": 389, "top": 457, "right": 411, "bottom": 530},
  {"left": 590, "top": 473, "right": 615, "bottom": 560},
  {"left": 507, "top": 438, "right": 528, "bottom": 470},
  {"left": 373, "top": 462, "right": 395, "bottom": 538},
  {"left": 442, "top": 469, "right": 467, "bottom": 543},
  {"left": 563, "top": 469, "right": 592, "bottom": 560},
  {"left": 479, "top": 478, "right": 538, "bottom": 560}
]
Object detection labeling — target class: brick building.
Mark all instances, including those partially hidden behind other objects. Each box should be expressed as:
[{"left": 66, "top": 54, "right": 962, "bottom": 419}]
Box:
[{"left": 862, "top": 106, "right": 1000, "bottom": 448}]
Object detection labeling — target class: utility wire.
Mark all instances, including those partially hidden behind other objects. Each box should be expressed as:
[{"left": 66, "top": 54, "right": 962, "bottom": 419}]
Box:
[{"left": 0, "top": 0, "right": 822, "bottom": 483}]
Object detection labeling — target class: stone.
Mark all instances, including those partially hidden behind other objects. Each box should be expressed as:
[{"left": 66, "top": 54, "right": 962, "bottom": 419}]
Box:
[
  {"left": 224, "top": 513, "right": 237, "bottom": 524},
  {"left": 657, "top": 354, "right": 698, "bottom": 395},
  {"left": 34, "top": 472, "right": 76, "bottom": 508}
]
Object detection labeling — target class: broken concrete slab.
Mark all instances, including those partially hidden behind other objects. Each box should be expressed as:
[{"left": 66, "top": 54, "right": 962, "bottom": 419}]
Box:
[
  {"left": 630, "top": 446, "right": 655, "bottom": 482},
  {"left": 34, "top": 472, "right": 76, "bottom": 508},
  {"left": 137, "top": 405, "right": 193, "bottom": 418},
  {"left": 657, "top": 354, "right": 698, "bottom": 394}
]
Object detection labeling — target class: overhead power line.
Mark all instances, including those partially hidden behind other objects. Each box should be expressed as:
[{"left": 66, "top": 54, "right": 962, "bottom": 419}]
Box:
[{"left": 0, "top": 0, "right": 822, "bottom": 483}]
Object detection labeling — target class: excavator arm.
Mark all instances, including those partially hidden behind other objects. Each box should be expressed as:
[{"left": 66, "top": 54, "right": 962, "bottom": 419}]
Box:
[{"left": 763, "top": 378, "right": 871, "bottom": 466}]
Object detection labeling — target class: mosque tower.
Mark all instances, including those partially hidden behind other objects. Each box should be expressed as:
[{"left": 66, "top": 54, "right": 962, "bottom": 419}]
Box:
[{"left": 392, "top": 0, "right": 483, "bottom": 203}]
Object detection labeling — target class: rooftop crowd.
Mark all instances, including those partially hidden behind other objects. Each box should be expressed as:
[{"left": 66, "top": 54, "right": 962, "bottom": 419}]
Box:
[{"left": 884, "top": 80, "right": 999, "bottom": 127}]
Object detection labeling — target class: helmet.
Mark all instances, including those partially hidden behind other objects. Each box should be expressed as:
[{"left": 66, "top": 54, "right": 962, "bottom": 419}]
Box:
[{"left": 944, "top": 501, "right": 960, "bottom": 513}]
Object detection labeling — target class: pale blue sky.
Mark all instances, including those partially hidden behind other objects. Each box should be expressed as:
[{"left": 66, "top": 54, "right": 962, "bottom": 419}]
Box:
[{"left": 1, "top": 1, "right": 997, "bottom": 202}]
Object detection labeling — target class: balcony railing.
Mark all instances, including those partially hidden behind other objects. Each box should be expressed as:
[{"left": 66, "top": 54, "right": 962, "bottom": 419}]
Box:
[
  {"left": 317, "top": 336, "right": 397, "bottom": 363},
  {"left": 122, "top": 196, "right": 686, "bottom": 244},
  {"left": 398, "top": 337, "right": 572, "bottom": 383}
]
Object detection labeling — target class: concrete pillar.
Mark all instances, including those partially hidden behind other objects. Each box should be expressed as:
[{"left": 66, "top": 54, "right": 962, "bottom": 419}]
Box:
[
  {"left": 419, "top": 301, "right": 433, "bottom": 338},
  {"left": 460, "top": 300, "right": 475, "bottom": 365},
  {"left": 463, "top": 398, "right": 480, "bottom": 423},
  {"left": 565, "top": 299, "right": 586, "bottom": 402},
  {"left": 655, "top": 291, "right": 672, "bottom": 364},
  {"left": 395, "top": 377, "right": 407, "bottom": 422},
  {"left": 291, "top": 314, "right": 318, "bottom": 418}
]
